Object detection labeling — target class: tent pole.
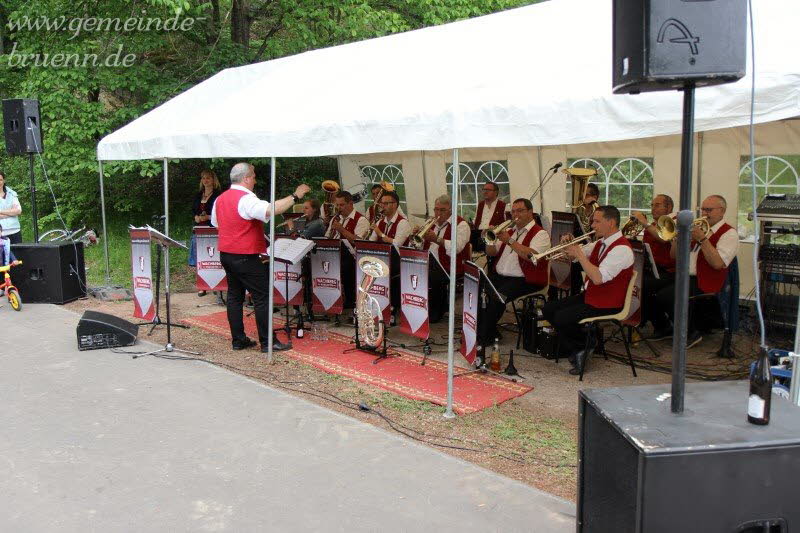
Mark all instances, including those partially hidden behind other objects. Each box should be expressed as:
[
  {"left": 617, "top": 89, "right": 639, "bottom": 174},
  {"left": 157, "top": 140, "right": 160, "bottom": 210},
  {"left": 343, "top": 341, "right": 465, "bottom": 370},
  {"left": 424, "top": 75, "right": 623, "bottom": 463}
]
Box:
[
  {"left": 98, "top": 160, "right": 111, "bottom": 285},
  {"left": 444, "top": 148, "right": 460, "bottom": 419},
  {"left": 696, "top": 132, "right": 704, "bottom": 206},
  {"left": 163, "top": 158, "right": 173, "bottom": 347},
  {"left": 421, "top": 151, "right": 430, "bottom": 219},
  {"left": 536, "top": 146, "right": 545, "bottom": 215},
  {"left": 267, "top": 157, "right": 277, "bottom": 364}
]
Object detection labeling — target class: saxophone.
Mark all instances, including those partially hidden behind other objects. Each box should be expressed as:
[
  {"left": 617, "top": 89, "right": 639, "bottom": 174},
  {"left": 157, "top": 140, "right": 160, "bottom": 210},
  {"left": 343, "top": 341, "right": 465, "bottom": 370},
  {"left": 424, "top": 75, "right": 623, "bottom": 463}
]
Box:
[{"left": 356, "top": 256, "right": 389, "bottom": 349}]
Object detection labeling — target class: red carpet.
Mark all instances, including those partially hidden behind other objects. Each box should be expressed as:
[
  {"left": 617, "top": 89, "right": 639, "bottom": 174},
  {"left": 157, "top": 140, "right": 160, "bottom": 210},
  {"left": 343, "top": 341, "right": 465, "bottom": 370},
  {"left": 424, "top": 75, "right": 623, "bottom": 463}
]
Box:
[{"left": 182, "top": 311, "right": 532, "bottom": 414}]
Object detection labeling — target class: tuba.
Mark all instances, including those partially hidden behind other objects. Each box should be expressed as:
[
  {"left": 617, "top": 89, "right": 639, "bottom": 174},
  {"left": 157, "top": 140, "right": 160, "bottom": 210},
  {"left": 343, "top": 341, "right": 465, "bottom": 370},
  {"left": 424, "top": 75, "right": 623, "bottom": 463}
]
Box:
[
  {"left": 411, "top": 217, "right": 437, "bottom": 249},
  {"left": 356, "top": 256, "right": 389, "bottom": 349},
  {"left": 564, "top": 167, "right": 598, "bottom": 234},
  {"left": 322, "top": 180, "right": 340, "bottom": 222}
]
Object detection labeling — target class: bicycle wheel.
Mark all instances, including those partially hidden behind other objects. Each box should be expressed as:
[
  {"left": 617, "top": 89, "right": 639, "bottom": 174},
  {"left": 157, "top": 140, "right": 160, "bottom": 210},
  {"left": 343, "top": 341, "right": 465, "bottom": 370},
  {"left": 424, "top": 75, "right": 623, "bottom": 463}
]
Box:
[
  {"left": 8, "top": 288, "right": 22, "bottom": 311},
  {"left": 39, "top": 229, "right": 68, "bottom": 242}
]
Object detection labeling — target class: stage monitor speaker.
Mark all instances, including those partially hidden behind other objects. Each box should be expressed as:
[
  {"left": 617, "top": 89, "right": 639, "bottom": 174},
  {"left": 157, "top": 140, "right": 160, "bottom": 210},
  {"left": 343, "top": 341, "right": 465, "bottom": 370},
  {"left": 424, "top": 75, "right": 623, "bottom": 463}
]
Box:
[
  {"left": 76, "top": 310, "right": 138, "bottom": 351},
  {"left": 578, "top": 382, "right": 800, "bottom": 532},
  {"left": 10, "top": 242, "right": 86, "bottom": 304},
  {"left": 2, "top": 99, "right": 43, "bottom": 154},
  {"left": 612, "top": 0, "right": 747, "bottom": 94}
]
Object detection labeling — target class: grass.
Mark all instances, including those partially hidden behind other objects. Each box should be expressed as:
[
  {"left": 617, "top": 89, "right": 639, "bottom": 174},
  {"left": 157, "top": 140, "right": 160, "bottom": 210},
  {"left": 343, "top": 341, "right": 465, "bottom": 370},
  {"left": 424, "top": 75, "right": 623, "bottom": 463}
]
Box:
[{"left": 491, "top": 415, "right": 577, "bottom": 465}]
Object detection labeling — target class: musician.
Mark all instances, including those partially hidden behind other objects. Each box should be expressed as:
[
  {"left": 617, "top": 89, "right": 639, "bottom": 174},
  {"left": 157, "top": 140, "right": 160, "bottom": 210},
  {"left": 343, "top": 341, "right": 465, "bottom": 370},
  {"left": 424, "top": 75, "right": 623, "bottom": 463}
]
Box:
[
  {"left": 477, "top": 198, "right": 550, "bottom": 362},
  {"left": 582, "top": 183, "right": 600, "bottom": 212},
  {"left": 366, "top": 184, "right": 385, "bottom": 222},
  {"left": 326, "top": 191, "right": 370, "bottom": 243},
  {"left": 474, "top": 182, "right": 510, "bottom": 230},
  {"left": 211, "top": 162, "right": 310, "bottom": 353},
  {"left": 369, "top": 191, "right": 411, "bottom": 247},
  {"left": 632, "top": 194, "right": 676, "bottom": 332},
  {"left": 653, "top": 194, "right": 738, "bottom": 347},
  {"left": 285, "top": 198, "right": 326, "bottom": 239},
  {"left": 542, "top": 205, "right": 634, "bottom": 375},
  {"left": 419, "top": 195, "right": 471, "bottom": 322}
]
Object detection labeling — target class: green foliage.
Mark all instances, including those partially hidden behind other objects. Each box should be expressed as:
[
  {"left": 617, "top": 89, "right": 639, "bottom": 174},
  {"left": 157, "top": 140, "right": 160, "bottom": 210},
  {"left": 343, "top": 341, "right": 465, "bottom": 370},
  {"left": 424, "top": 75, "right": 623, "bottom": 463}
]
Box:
[{"left": 0, "top": 0, "right": 538, "bottom": 244}]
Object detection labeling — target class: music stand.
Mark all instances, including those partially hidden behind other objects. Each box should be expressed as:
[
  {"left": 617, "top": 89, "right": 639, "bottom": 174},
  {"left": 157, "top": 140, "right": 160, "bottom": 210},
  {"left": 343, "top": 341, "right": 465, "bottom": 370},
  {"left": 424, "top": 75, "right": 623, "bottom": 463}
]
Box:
[
  {"left": 134, "top": 225, "right": 199, "bottom": 358},
  {"left": 266, "top": 236, "right": 316, "bottom": 347}
]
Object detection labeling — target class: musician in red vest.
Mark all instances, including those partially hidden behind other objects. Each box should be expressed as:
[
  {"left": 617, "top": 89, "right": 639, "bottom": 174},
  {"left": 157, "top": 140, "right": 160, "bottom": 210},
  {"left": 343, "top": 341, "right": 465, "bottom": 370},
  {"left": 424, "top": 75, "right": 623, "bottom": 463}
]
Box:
[
  {"left": 418, "top": 194, "right": 471, "bottom": 323},
  {"left": 211, "top": 162, "right": 310, "bottom": 353},
  {"left": 477, "top": 198, "right": 550, "bottom": 365},
  {"left": 369, "top": 191, "right": 411, "bottom": 247},
  {"left": 366, "top": 184, "right": 385, "bottom": 223},
  {"left": 631, "top": 194, "right": 677, "bottom": 332},
  {"left": 325, "top": 190, "right": 369, "bottom": 310},
  {"left": 472, "top": 182, "right": 510, "bottom": 254},
  {"left": 542, "top": 205, "right": 634, "bottom": 375},
  {"left": 653, "top": 194, "right": 739, "bottom": 347}
]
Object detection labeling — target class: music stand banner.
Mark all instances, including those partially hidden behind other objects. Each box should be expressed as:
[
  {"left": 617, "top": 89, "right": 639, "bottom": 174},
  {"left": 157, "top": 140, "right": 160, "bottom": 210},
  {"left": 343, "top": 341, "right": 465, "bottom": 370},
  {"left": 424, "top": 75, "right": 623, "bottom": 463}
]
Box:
[
  {"left": 194, "top": 226, "right": 227, "bottom": 291},
  {"left": 549, "top": 211, "right": 578, "bottom": 290},
  {"left": 354, "top": 240, "right": 392, "bottom": 323},
  {"left": 270, "top": 236, "right": 303, "bottom": 305},
  {"left": 460, "top": 261, "right": 480, "bottom": 365},
  {"left": 311, "top": 238, "right": 343, "bottom": 315},
  {"left": 399, "top": 248, "right": 430, "bottom": 340},
  {"left": 130, "top": 228, "right": 155, "bottom": 321},
  {"left": 624, "top": 241, "right": 645, "bottom": 327}
]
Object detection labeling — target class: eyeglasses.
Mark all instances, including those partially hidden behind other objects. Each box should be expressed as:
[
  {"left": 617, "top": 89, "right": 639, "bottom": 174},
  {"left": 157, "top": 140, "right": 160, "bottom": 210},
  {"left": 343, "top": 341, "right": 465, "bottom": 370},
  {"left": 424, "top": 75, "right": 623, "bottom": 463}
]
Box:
[{"left": 700, "top": 206, "right": 721, "bottom": 213}]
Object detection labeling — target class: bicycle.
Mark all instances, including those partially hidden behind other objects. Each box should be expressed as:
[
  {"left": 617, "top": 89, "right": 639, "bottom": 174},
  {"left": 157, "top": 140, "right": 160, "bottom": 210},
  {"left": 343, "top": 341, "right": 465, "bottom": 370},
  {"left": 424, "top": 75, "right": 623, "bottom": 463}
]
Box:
[
  {"left": 39, "top": 226, "right": 99, "bottom": 247},
  {"left": 0, "top": 260, "right": 23, "bottom": 311}
]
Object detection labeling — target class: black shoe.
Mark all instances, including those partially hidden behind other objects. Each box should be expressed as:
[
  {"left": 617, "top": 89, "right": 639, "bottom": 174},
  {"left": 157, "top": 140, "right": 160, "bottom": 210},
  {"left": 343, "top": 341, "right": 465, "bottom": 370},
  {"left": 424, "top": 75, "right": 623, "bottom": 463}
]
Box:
[
  {"left": 232, "top": 337, "right": 256, "bottom": 350},
  {"left": 686, "top": 331, "right": 703, "bottom": 349},
  {"left": 650, "top": 327, "right": 673, "bottom": 341},
  {"left": 197, "top": 290, "right": 207, "bottom": 297},
  {"left": 263, "top": 340, "right": 291, "bottom": 352},
  {"left": 475, "top": 347, "right": 487, "bottom": 369},
  {"left": 569, "top": 349, "right": 587, "bottom": 375},
  {"left": 568, "top": 366, "right": 582, "bottom": 376}
]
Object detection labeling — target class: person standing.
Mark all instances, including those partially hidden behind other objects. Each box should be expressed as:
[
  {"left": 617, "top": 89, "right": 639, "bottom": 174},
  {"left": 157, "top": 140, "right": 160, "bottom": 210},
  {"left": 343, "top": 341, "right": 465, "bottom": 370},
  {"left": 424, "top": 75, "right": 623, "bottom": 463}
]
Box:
[
  {"left": 0, "top": 171, "right": 23, "bottom": 244},
  {"left": 211, "top": 162, "right": 310, "bottom": 353},
  {"left": 190, "top": 169, "right": 222, "bottom": 296}
]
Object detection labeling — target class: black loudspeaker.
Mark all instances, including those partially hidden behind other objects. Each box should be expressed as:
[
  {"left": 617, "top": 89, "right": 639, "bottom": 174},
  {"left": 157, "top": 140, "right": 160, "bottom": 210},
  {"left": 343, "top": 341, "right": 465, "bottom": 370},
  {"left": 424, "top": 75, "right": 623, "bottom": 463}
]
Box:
[
  {"left": 10, "top": 242, "right": 86, "bottom": 304},
  {"left": 76, "top": 310, "right": 138, "bottom": 351},
  {"left": 578, "top": 382, "right": 800, "bottom": 532},
  {"left": 612, "top": 0, "right": 747, "bottom": 94},
  {"left": 2, "top": 99, "right": 43, "bottom": 154}
]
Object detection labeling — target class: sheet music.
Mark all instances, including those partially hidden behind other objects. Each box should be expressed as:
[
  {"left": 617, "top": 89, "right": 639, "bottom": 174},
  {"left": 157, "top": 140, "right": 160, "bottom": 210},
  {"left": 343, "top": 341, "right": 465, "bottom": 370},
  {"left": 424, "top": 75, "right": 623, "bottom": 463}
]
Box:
[
  {"left": 267, "top": 237, "right": 315, "bottom": 265},
  {"left": 128, "top": 225, "right": 188, "bottom": 249},
  {"left": 643, "top": 242, "right": 660, "bottom": 280}
]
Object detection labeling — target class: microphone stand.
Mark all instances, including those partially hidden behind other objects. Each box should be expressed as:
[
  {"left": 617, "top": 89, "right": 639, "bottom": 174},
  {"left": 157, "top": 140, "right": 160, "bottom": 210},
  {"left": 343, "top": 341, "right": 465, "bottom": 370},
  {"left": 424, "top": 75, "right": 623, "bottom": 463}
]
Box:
[{"left": 527, "top": 164, "right": 562, "bottom": 211}]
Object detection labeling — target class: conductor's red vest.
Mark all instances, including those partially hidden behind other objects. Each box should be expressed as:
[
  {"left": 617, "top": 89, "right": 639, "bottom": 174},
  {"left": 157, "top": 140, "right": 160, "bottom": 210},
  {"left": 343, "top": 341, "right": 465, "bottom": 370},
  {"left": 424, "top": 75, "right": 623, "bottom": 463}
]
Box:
[{"left": 215, "top": 188, "right": 267, "bottom": 254}]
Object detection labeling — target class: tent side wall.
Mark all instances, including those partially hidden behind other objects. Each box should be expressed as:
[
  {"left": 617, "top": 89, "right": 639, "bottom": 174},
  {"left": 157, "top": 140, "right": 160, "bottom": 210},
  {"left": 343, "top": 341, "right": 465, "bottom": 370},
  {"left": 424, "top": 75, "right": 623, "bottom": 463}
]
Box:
[{"left": 339, "top": 119, "right": 800, "bottom": 300}]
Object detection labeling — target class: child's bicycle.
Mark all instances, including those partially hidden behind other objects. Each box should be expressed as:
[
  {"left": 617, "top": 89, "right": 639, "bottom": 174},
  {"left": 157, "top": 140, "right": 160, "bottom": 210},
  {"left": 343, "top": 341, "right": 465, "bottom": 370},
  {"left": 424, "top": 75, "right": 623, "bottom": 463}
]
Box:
[{"left": 0, "top": 260, "right": 22, "bottom": 311}]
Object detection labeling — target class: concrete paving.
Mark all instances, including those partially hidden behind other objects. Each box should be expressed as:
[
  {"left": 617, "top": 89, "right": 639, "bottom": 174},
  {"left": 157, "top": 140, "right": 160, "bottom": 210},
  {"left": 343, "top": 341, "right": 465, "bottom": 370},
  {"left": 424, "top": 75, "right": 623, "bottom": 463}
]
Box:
[{"left": 0, "top": 304, "right": 575, "bottom": 532}]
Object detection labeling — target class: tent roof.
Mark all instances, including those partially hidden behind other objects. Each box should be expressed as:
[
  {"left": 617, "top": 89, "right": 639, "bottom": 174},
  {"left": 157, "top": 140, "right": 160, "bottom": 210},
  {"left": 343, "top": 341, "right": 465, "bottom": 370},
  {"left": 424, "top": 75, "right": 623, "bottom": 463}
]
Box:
[{"left": 97, "top": 0, "right": 800, "bottom": 161}]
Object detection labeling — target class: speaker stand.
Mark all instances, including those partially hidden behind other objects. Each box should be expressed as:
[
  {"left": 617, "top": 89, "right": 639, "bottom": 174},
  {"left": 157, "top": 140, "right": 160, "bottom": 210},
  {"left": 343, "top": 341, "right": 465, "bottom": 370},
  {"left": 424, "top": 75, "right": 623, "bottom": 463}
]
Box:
[{"left": 138, "top": 238, "right": 188, "bottom": 335}]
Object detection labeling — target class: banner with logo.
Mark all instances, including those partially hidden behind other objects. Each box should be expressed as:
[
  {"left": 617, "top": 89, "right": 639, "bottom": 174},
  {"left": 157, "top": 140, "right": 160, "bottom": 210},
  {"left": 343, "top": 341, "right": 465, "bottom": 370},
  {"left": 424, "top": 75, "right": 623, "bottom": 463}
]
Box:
[
  {"left": 194, "top": 226, "right": 227, "bottom": 291},
  {"left": 130, "top": 228, "right": 155, "bottom": 321},
  {"left": 460, "top": 261, "right": 480, "bottom": 365},
  {"left": 310, "top": 238, "right": 343, "bottom": 314},
  {"left": 623, "top": 241, "right": 645, "bottom": 327},
  {"left": 354, "top": 240, "right": 392, "bottom": 324},
  {"left": 270, "top": 236, "right": 304, "bottom": 306},
  {"left": 399, "top": 247, "right": 430, "bottom": 340},
  {"left": 549, "top": 211, "right": 577, "bottom": 290}
]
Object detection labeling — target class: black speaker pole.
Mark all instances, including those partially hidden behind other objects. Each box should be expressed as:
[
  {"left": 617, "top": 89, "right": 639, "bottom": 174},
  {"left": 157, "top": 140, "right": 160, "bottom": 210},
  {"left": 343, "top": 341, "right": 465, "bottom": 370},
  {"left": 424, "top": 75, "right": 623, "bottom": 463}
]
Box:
[
  {"left": 29, "top": 153, "right": 39, "bottom": 242},
  {"left": 671, "top": 83, "right": 695, "bottom": 414}
]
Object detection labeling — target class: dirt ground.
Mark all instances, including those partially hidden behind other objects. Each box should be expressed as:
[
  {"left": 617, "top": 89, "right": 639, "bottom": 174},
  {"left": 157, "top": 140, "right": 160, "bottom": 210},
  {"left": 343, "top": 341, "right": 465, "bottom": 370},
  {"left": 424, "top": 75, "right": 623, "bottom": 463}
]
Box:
[{"left": 65, "top": 287, "right": 756, "bottom": 502}]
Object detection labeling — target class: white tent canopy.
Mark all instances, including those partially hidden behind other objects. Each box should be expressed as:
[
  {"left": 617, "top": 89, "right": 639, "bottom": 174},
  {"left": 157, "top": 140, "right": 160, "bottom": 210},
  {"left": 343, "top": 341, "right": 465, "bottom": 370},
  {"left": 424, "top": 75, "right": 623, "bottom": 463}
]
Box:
[{"left": 97, "top": 0, "right": 799, "bottom": 161}]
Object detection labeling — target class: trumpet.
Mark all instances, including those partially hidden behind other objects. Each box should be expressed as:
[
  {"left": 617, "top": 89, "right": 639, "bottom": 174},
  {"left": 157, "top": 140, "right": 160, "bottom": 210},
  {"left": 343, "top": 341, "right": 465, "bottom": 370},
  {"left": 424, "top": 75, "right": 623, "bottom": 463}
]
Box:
[
  {"left": 655, "top": 215, "right": 710, "bottom": 241},
  {"left": 484, "top": 219, "right": 516, "bottom": 246},
  {"left": 528, "top": 231, "right": 596, "bottom": 265},
  {"left": 411, "top": 217, "right": 437, "bottom": 249}
]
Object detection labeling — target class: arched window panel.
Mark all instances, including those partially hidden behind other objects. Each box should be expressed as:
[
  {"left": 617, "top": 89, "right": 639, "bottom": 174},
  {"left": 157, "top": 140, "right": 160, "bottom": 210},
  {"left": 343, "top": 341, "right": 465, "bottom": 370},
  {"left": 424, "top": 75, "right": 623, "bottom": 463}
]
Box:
[
  {"left": 446, "top": 160, "right": 509, "bottom": 221},
  {"left": 738, "top": 155, "right": 800, "bottom": 242},
  {"left": 567, "top": 158, "right": 653, "bottom": 220},
  {"left": 359, "top": 164, "right": 407, "bottom": 214}
]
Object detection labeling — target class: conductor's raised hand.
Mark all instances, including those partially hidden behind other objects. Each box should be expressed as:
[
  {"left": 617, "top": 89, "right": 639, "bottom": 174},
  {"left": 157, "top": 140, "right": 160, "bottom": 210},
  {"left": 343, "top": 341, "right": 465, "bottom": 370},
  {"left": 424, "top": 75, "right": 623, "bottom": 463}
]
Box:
[{"left": 294, "top": 184, "right": 311, "bottom": 199}]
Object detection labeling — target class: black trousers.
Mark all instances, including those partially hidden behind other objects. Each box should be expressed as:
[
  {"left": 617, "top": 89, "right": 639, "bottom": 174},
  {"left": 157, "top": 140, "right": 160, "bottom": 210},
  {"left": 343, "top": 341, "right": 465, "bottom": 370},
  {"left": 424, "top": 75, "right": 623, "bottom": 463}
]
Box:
[
  {"left": 477, "top": 273, "right": 543, "bottom": 346},
  {"left": 655, "top": 276, "right": 702, "bottom": 333},
  {"left": 542, "top": 293, "right": 620, "bottom": 358},
  {"left": 642, "top": 268, "right": 675, "bottom": 330},
  {"left": 7, "top": 231, "right": 22, "bottom": 244},
  {"left": 220, "top": 252, "right": 277, "bottom": 347}
]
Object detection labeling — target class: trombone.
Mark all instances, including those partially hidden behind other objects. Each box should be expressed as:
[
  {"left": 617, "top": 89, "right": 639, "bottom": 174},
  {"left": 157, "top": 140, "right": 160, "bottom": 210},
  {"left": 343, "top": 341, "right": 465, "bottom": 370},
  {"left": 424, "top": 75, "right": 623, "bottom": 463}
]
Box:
[
  {"left": 484, "top": 219, "right": 516, "bottom": 246},
  {"left": 655, "top": 215, "right": 710, "bottom": 241},
  {"left": 411, "top": 217, "right": 437, "bottom": 249},
  {"left": 528, "top": 231, "right": 596, "bottom": 265}
]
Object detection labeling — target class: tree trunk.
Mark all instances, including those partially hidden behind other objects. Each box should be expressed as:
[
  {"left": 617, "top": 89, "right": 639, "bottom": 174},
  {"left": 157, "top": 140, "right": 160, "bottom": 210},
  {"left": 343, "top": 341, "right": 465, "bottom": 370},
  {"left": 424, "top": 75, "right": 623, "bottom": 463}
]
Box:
[
  {"left": 231, "top": 0, "right": 250, "bottom": 48},
  {"left": 207, "top": 0, "right": 220, "bottom": 45}
]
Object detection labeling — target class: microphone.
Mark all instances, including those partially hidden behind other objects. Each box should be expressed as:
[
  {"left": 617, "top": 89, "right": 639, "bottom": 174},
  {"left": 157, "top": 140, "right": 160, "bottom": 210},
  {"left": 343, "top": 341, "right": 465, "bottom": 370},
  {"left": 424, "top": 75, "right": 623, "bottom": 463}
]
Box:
[{"left": 550, "top": 162, "right": 563, "bottom": 171}]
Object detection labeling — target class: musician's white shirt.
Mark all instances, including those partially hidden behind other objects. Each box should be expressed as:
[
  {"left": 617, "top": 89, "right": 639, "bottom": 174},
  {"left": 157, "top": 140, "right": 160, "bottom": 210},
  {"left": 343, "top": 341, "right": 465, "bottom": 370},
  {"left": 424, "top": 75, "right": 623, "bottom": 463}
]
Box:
[
  {"left": 369, "top": 211, "right": 412, "bottom": 247},
  {"left": 325, "top": 209, "right": 369, "bottom": 239},
  {"left": 478, "top": 199, "right": 509, "bottom": 230},
  {"left": 581, "top": 231, "right": 634, "bottom": 285},
  {"left": 495, "top": 220, "right": 550, "bottom": 277},
  {"left": 429, "top": 219, "right": 471, "bottom": 257},
  {"left": 210, "top": 184, "right": 271, "bottom": 225},
  {"left": 689, "top": 220, "right": 738, "bottom": 275}
]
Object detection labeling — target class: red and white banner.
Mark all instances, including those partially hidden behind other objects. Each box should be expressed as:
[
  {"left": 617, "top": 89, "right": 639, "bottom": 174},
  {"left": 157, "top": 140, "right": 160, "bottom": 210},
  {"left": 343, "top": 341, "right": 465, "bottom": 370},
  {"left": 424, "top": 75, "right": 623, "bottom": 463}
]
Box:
[
  {"left": 270, "top": 236, "right": 304, "bottom": 306},
  {"left": 311, "top": 238, "right": 343, "bottom": 315},
  {"left": 194, "top": 226, "right": 227, "bottom": 291},
  {"left": 460, "top": 261, "right": 480, "bottom": 365},
  {"left": 624, "top": 241, "right": 645, "bottom": 327},
  {"left": 355, "top": 241, "right": 392, "bottom": 324},
  {"left": 130, "top": 228, "right": 155, "bottom": 321},
  {"left": 399, "top": 247, "right": 430, "bottom": 340}
]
